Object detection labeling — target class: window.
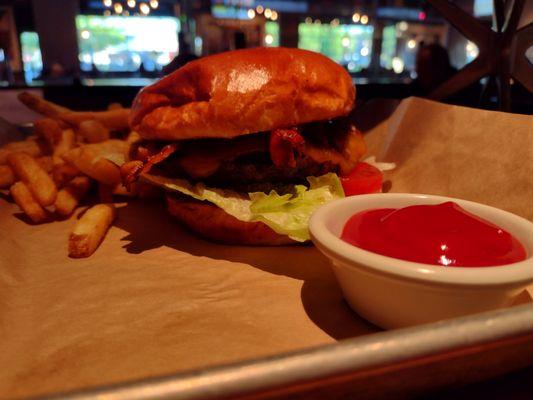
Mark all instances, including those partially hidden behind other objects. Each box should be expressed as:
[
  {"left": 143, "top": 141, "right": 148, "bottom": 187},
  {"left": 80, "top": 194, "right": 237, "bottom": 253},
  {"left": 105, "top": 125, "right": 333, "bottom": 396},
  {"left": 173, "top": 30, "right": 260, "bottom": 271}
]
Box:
[
  {"left": 298, "top": 23, "right": 373, "bottom": 72},
  {"left": 76, "top": 15, "right": 179, "bottom": 73},
  {"left": 20, "top": 32, "right": 43, "bottom": 82}
]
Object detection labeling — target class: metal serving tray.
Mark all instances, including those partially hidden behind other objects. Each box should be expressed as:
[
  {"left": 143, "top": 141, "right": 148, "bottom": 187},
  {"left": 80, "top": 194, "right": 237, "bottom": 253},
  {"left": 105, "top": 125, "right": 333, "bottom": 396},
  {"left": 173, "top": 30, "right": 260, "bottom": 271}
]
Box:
[{"left": 43, "top": 302, "right": 533, "bottom": 400}]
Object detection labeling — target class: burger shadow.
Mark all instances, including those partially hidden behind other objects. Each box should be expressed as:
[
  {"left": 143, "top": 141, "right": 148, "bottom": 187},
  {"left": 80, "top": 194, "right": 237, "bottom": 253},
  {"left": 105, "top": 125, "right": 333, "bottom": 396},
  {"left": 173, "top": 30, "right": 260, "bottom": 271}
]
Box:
[{"left": 116, "top": 201, "right": 379, "bottom": 340}]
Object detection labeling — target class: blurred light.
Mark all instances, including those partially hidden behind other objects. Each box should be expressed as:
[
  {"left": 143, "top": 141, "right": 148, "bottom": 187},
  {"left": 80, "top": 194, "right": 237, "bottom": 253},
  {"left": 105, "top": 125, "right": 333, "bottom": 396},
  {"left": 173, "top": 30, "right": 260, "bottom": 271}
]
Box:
[
  {"left": 80, "top": 53, "right": 92, "bottom": 63},
  {"left": 271, "top": 11, "right": 278, "bottom": 21},
  {"left": 361, "top": 15, "right": 369, "bottom": 24},
  {"left": 256, "top": 5, "right": 264, "bottom": 14},
  {"left": 407, "top": 39, "right": 416, "bottom": 49},
  {"left": 392, "top": 57, "right": 404, "bottom": 73},
  {"left": 305, "top": 17, "right": 312, "bottom": 24},
  {"left": 466, "top": 41, "right": 479, "bottom": 59},
  {"left": 131, "top": 53, "right": 141, "bottom": 64},
  {"left": 347, "top": 61, "right": 356, "bottom": 71},
  {"left": 360, "top": 46, "right": 369, "bottom": 56},
  {"left": 114, "top": 3, "right": 123, "bottom": 13},
  {"left": 127, "top": 0, "right": 136, "bottom": 8},
  {"left": 150, "top": 0, "right": 158, "bottom": 9},
  {"left": 341, "top": 37, "right": 350, "bottom": 47},
  {"left": 81, "top": 30, "right": 90, "bottom": 40},
  {"left": 398, "top": 21, "right": 408, "bottom": 31},
  {"left": 352, "top": 13, "right": 360, "bottom": 23},
  {"left": 265, "top": 34, "right": 274, "bottom": 45},
  {"left": 418, "top": 11, "right": 426, "bottom": 20},
  {"left": 247, "top": 9, "right": 255, "bottom": 19},
  {"left": 264, "top": 8, "right": 272, "bottom": 19},
  {"left": 123, "top": 10, "right": 130, "bottom": 16},
  {"left": 139, "top": 2, "right": 150, "bottom": 14},
  {"left": 103, "top": 0, "right": 112, "bottom": 7},
  {"left": 314, "top": 19, "right": 321, "bottom": 24},
  {"left": 330, "top": 18, "right": 339, "bottom": 26},
  {"left": 103, "top": 9, "right": 111, "bottom": 16}
]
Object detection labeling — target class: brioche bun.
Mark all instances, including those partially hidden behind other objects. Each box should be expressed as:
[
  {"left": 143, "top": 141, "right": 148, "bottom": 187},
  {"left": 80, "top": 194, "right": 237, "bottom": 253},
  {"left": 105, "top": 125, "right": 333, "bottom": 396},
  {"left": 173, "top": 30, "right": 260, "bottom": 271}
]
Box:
[
  {"left": 131, "top": 47, "right": 355, "bottom": 141},
  {"left": 166, "top": 195, "right": 295, "bottom": 246}
]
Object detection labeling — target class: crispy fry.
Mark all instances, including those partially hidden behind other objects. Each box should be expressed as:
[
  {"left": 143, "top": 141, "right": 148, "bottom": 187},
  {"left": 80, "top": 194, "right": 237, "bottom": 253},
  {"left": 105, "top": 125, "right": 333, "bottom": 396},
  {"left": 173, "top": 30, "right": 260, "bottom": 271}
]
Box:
[
  {"left": 78, "top": 120, "right": 110, "bottom": 143},
  {"left": 34, "top": 118, "right": 63, "bottom": 146},
  {"left": 107, "top": 102, "right": 123, "bottom": 110},
  {"left": 37, "top": 156, "right": 54, "bottom": 173},
  {"left": 0, "top": 165, "right": 15, "bottom": 188},
  {"left": 53, "top": 129, "right": 76, "bottom": 164},
  {"left": 55, "top": 176, "right": 91, "bottom": 217},
  {"left": 7, "top": 152, "right": 57, "bottom": 207},
  {"left": 68, "top": 203, "right": 116, "bottom": 258},
  {"left": 52, "top": 163, "right": 81, "bottom": 187},
  {"left": 10, "top": 181, "right": 48, "bottom": 223},
  {"left": 59, "top": 108, "right": 130, "bottom": 131},
  {"left": 63, "top": 140, "right": 126, "bottom": 185},
  {"left": 125, "top": 130, "right": 141, "bottom": 146},
  {"left": 17, "top": 92, "right": 70, "bottom": 118},
  {"left": 0, "top": 139, "right": 43, "bottom": 164}
]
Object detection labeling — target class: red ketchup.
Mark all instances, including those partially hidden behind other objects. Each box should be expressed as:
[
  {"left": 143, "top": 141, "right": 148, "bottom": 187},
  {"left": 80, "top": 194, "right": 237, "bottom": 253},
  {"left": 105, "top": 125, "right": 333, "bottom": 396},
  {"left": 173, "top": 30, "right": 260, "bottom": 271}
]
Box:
[{"left": 341, "top": 202, "right": 527, "bottom": 267}]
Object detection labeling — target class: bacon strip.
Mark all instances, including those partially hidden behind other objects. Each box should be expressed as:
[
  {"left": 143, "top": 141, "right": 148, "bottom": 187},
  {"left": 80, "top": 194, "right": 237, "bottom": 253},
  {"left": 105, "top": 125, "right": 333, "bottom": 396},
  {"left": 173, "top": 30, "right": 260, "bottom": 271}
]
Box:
[
  {"left": 269, "top": 128, "right": 305, "bottom": 168},
  {"left": 124, "top": 143, "right": 178, "bottom": 187}
]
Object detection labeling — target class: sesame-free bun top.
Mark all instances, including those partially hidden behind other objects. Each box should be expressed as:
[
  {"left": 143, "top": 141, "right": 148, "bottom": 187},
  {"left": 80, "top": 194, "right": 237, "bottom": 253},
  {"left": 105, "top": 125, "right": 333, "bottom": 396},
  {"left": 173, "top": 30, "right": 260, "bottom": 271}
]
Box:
[{"left": 130, "top": 47, "right": 355, "bottom": 141}]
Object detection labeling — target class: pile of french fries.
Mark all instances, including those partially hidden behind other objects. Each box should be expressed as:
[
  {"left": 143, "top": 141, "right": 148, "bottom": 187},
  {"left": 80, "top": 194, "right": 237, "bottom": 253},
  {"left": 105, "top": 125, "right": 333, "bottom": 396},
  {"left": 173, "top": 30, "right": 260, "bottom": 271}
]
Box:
[{"left": 0, "top": 92, "right": 157, "bottom": 258}]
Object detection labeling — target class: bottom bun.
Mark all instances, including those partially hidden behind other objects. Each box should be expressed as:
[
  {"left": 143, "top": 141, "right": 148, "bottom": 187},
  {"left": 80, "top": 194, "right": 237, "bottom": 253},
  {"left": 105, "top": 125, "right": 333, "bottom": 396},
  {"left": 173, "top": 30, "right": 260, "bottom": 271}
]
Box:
[{"left": 166, "top": 195, "right": 296, "bottom": 246}]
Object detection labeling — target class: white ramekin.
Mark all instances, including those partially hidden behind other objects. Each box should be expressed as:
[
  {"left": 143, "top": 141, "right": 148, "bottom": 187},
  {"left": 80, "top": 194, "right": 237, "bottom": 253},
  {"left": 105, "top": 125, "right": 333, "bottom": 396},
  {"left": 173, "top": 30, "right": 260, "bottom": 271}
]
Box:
[{"left": 309, "top": 193, "right": 533, "bottom": 329}]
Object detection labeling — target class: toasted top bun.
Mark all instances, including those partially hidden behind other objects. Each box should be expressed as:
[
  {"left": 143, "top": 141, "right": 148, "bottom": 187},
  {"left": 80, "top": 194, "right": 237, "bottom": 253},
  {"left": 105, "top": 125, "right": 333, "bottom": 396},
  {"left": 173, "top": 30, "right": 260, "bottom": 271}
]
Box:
[{"left": 130, "top": 47, "right": 355, "bottom": 141}]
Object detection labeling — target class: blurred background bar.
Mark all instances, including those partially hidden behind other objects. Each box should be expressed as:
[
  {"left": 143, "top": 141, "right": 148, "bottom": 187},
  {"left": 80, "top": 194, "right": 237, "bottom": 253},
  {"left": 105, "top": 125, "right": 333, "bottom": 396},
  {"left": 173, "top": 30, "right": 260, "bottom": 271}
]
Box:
[{"left": 0, "top": 0, "right": 531, "bottom": 114}]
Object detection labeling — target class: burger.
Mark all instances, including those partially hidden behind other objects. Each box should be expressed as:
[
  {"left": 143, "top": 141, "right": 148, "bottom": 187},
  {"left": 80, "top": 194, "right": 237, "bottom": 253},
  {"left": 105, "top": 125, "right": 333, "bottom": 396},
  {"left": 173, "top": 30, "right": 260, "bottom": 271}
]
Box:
[{"left": 125, "top": 47, "right": 382, "bottom": 245}]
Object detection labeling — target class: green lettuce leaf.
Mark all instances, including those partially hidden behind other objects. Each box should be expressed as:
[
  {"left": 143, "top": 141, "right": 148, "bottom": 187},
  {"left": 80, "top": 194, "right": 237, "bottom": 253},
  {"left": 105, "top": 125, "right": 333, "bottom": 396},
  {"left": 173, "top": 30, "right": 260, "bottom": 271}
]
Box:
[{"left": 142, "top": 172, "right": 344, "bottom": 242}]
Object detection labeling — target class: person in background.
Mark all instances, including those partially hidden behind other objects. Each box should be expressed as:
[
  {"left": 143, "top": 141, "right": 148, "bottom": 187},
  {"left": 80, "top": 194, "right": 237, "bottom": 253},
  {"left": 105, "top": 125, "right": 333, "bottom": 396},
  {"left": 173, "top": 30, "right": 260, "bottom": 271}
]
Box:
[
  {"left": 414, "top": 42, "right": 481, "bottom": 106},
  {"left": 163, "top": 32, "right": 199, "bottom": 75},
  {"left": 414, "top": 42, "right": 455, "bottom": 95},
  {"left": 233, "top": 31, "right": 247, "bottom": 50}
]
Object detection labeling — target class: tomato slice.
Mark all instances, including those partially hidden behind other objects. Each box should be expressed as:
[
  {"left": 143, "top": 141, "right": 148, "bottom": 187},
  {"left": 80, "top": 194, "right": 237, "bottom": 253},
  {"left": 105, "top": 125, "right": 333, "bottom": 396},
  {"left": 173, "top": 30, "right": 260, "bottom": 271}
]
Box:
[{"left": 340, "top": 162, "right": 383, "bottom": 196}]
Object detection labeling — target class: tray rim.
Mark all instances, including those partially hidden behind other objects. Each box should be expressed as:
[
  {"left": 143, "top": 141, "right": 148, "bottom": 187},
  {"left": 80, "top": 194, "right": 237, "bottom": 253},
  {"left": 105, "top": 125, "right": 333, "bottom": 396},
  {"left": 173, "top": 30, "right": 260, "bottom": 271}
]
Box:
[{"left": 41, "top": 302, "right": 533, "bottom": 400}]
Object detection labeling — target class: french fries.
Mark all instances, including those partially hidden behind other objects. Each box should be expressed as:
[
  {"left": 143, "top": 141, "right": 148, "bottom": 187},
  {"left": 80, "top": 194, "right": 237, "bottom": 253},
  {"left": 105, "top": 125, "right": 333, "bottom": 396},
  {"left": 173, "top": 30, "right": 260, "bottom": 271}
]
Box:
[
  {"left": 0, "top": 139, "right": 43, "bottom": 164},
  {"left": 52, "top": 162, "right": 81, "bottom": 188},
  {"left": 34, "top": 118, "right": 63, "bottom": 146},
  {"left": 53, "top": 129, "right": 76, "bottom": 164},
  {"left": 62, "top": 140, "right": 126, "bottom": 186},
  {"left": 55, "top": 176, "right": 91, "bottom": 217},
  {"left": 10, "top": 181, "right": 48, "bottom": 223},
  {"left": 17, "top": 91, "right": 70, "bottom": 118},
  {"left": 1, "top": 94, "right": 143, "bottom": 258},
  {"left": 37, "top": 156, "right": 54, "bottom": 173},
  {"left": 68, "top": 203, "right": 116, "bottom": 258},
  {"left": 7, "top": 152, "right": 57, "bottom": 207},
  {"left": 59, "top": 108, "right": 130, "bottom": 131},
  {"left": 0, "top": 165, "right": 15, "bottom": 188},
  {"left": 78, "top": 120, "right": 110, "bottom": 143}
]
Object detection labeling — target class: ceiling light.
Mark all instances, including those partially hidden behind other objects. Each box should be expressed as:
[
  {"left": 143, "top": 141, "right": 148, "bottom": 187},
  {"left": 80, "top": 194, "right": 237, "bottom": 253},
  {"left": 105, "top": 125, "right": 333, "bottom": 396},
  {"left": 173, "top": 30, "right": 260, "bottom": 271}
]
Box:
[{"left": 139, "top": 2, "right": 150, "bottom": 15}]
